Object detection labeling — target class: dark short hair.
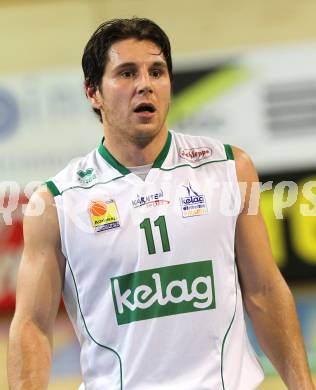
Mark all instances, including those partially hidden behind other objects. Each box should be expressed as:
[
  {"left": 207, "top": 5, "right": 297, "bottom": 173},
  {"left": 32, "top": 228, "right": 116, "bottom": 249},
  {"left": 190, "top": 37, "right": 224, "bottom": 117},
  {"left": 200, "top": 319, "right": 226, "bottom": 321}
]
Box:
[{"left": 82, "top": 17, "right": 173, "bottom": 122}]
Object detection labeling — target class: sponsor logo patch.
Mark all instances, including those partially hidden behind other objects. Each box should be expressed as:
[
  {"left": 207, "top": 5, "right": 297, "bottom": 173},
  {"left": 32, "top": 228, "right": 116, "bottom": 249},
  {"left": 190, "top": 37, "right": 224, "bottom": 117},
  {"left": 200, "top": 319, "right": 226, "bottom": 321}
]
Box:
[
  {"left": 180, "top": 182, "right": 208, "bottom": 218},
  {"left": 179, "top": 147, "right": 212, "bottom": 163},
  {"left": 89, "top": 199, "right": 120, "bottom": 232},
  {"left": 77, "top": 168, "right": 97, "bottom": 185},
  {"left": 111, "top": 260, "right": 216, "bottom": 325},
  {"left": 132, "top": 189, "right": 170, "bottom": 209}
]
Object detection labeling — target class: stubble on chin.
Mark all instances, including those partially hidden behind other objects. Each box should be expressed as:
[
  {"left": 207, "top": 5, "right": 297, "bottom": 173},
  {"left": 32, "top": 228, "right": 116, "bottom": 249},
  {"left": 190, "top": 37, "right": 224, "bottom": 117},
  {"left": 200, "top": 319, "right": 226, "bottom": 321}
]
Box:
[
  {"left": 105, "top": 121, "right": 159, "bottom": 149},
  {"left": 127, "top": 129, "right": 159, "bottom": 148},
  {"left": 105, "top": 104, "right": 169, "bottom": 149}
]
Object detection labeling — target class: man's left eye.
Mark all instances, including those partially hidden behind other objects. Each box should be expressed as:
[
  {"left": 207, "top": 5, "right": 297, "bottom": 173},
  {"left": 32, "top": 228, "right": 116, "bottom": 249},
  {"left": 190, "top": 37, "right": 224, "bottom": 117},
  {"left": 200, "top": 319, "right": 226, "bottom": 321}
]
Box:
[{"left": 150, "top": 70, "right": 161, "bottom": 78}]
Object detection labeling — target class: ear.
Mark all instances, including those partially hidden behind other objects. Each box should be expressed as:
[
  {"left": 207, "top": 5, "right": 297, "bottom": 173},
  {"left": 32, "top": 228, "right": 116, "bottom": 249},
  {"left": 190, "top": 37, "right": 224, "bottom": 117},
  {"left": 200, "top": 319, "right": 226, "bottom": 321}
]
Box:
[{"left": 84, "top": 83, "right": 103, "bottom": 110}]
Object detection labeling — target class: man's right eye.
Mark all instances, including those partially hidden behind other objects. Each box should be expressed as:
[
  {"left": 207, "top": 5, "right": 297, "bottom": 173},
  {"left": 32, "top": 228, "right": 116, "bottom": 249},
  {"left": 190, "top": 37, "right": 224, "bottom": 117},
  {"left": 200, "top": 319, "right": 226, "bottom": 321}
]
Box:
[{"left": 120, "top": 71, "right": 134, "bottom": 78}]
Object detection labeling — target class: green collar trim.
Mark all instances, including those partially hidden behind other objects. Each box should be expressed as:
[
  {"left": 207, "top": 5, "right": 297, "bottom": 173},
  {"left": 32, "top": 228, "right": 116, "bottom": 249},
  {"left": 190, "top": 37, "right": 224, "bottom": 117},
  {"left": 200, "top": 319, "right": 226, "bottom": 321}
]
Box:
[
  {"left": 98, "top": 132, "right": 172, "bottom": 174},
  {"left": 98, "top": 139, "right": 130, "bottom": 175},
  {"left": 152, "top": 131, "right": 172, "bottom": 168}
]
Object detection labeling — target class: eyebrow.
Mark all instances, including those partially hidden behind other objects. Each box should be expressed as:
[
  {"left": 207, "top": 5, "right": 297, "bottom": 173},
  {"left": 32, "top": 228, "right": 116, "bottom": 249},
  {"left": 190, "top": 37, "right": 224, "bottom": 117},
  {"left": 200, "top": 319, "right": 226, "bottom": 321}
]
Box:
[
  {"left": 150, "top": 61, "right": 168, "bottom": 69},
  {"left": 113, "top": 61, "right": 168, "bottom": 72}
]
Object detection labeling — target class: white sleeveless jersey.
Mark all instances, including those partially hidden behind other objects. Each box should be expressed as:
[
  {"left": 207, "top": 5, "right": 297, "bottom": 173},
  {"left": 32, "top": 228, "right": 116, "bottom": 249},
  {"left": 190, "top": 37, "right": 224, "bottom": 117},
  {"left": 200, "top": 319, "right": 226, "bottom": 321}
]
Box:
[{"left": 47, "top": 131, "right": 264, "bottom": 390}]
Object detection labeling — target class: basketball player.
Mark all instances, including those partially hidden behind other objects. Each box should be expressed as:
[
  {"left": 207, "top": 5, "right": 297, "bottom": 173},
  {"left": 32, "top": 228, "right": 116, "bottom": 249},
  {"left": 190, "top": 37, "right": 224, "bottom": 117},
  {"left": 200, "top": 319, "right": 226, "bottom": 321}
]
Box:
[{"left": 8, "top": 18, "right": 314, "bottom": 390}]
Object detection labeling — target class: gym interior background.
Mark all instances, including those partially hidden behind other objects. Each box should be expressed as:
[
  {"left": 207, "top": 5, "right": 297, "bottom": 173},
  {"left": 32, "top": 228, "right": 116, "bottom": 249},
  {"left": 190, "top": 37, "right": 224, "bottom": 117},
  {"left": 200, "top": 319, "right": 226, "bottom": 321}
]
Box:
[{"left": 0, "top": 1, "right": 315, "bottom": 389}]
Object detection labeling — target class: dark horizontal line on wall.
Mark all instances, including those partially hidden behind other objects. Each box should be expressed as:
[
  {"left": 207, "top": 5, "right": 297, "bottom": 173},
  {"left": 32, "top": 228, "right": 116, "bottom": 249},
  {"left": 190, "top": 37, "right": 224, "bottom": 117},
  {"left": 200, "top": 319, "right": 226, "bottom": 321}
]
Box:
[
  {"left": 264, "top": 90, "right": 316, "bottom": 102},
  {"left": 267, "top": 117, "right": 316, "bottom": 131},
  {"left": 265, "top": 103, "right": 316, "bottom": 117}
]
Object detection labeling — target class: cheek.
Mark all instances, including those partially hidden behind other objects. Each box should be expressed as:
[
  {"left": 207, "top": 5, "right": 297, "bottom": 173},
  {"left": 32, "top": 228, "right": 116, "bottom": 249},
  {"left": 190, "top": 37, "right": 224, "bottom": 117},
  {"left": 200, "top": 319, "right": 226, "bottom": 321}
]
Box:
[
  {"left": 160, "top": 81, "right": 171, "bottom": 101},
  {"left": 103, "top": 88, "right": 129, "bottom": 113},
  {"left": 102, "top": 80, "right": 126, "bottom": 104},
  {"left": 160, "top": 86, "right": 171, "bottom": 109}
]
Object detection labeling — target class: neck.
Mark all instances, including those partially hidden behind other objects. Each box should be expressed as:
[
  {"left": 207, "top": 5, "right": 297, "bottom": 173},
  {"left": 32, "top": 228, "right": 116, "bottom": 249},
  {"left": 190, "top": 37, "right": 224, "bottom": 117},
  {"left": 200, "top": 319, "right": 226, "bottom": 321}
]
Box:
[{"left": 103, "top": 127, "right": 168, "bottom": 167}]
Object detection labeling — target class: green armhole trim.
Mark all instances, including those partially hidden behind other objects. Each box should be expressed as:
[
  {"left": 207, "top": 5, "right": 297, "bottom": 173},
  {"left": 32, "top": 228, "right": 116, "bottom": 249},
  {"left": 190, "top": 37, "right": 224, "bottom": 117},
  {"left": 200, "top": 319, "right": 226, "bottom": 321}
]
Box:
[
  {"left": 67, "top": 259, "right": 123, "bottom": 389},
  {"left": 224, "top": 144, "right": 234, "bottom": 160},
  {"left": 220, "top": 262, "right": 238, "bottom": 389},
  {"left": 46, "top": 180, "right": 61, "bottom": 196}
]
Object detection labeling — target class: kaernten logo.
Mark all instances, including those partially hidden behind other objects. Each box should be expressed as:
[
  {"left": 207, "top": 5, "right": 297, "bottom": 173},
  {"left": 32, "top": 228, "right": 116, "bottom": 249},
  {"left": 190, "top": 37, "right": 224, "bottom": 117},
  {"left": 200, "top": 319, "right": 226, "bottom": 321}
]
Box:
[
  {"left": 131, "top": 189, "right": 170, "bottom": 209},
  {"left": 111, "top": 260, "right": 216, "bottom": 325},
  {"left": 179, "top": 147, "right": 212, "bottom": 163}
]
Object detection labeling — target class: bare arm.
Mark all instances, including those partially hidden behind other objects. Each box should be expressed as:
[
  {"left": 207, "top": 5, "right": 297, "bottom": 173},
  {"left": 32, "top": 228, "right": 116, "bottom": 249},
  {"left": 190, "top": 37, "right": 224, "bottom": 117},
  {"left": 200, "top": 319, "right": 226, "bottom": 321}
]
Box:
[
  {"left": 7, "top": 186, "right": 65, "bottom": 389},
  {"left": 233, "top": 147, "right": 314, "bottom": 390}
]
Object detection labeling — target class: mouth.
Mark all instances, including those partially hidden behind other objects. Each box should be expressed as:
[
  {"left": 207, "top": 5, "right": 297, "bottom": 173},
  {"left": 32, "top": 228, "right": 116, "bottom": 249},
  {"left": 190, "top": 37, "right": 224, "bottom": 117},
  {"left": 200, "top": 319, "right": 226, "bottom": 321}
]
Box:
[{"left": 133, "top": 103, "right": 156, "bottom": 114}]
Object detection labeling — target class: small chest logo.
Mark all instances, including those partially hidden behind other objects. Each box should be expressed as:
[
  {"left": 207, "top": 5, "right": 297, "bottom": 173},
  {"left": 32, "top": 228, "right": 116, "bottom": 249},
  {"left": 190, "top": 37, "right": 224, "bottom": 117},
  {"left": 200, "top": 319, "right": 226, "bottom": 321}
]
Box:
[
  {"left": 89, "top": 199, "right": 120, "bottom": 232},
  {"left": 180, "top": 182, "right": 208, "bottom": 218},
  {"left": 179, "top": 147, "right": 212, "bottom": 163},
  {"left": 77, "top": 168, "right": 96, "bottom": 185}
]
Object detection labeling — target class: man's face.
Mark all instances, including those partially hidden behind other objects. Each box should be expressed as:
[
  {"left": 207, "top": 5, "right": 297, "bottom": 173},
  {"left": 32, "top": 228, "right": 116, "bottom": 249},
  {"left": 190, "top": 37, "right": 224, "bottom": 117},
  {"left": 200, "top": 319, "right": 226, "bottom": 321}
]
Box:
[{"left": 91, "top": 38, "right": 171, "bottom": 145}]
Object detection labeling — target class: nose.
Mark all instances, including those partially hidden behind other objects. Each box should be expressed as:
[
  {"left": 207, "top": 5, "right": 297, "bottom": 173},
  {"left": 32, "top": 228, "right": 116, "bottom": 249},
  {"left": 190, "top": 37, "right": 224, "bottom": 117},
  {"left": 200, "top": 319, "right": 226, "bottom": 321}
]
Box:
[{"left": 136, "top": 71, "right": 153, "bottom": 95}]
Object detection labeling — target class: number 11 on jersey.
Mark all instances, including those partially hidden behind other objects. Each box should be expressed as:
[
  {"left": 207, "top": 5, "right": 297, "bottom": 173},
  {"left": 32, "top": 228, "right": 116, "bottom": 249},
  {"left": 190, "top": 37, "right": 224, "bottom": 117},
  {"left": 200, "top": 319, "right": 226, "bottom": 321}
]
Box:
[{"left": 140, "top": 215, "right": 171, "bottom": 255}]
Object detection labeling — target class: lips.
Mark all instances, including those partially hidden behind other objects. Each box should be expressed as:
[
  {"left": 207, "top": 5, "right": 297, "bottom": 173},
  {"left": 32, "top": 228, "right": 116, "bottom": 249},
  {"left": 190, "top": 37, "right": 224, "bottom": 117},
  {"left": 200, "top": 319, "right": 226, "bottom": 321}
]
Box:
[{"left": 133, "top": 103, "right": 156, "bottom": 113}]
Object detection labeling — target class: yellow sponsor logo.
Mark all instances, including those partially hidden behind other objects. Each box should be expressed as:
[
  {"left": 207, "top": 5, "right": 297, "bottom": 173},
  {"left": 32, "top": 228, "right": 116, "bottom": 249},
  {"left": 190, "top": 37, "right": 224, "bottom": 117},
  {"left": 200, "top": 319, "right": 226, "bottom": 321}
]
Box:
[{"left": 89, "top": 199, "right": 120, "bottom": 232}]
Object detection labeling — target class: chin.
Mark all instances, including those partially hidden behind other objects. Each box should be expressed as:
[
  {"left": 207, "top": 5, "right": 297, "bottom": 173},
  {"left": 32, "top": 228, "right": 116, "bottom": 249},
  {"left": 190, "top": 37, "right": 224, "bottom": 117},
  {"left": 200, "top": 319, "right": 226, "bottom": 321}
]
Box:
[{"left": 129, "top": 126, "right": 161, "bottom": 148}]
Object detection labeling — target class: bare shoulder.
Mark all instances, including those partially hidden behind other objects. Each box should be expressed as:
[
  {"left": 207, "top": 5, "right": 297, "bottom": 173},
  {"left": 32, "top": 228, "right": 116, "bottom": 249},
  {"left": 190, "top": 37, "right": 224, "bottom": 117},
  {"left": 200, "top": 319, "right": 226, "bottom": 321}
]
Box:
[
  {"left": 22, "top": 184, "right": 65, "bottom": 276},
  {"left": 231, "top": 145, "right": 259, "bottom": 183},
  {"left": 23, "top": 184, "right": 60, "bottom": 248},
  {"left": 231, "top": 146, "right": 261, "bottom": 214}
]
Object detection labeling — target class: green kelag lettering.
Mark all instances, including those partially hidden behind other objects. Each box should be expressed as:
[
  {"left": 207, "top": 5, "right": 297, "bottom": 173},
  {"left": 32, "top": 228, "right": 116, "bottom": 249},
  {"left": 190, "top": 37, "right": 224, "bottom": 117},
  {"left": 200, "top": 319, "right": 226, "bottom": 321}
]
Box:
[{"left": 111, "top": 260, "right": 216, "bottom": 325}]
